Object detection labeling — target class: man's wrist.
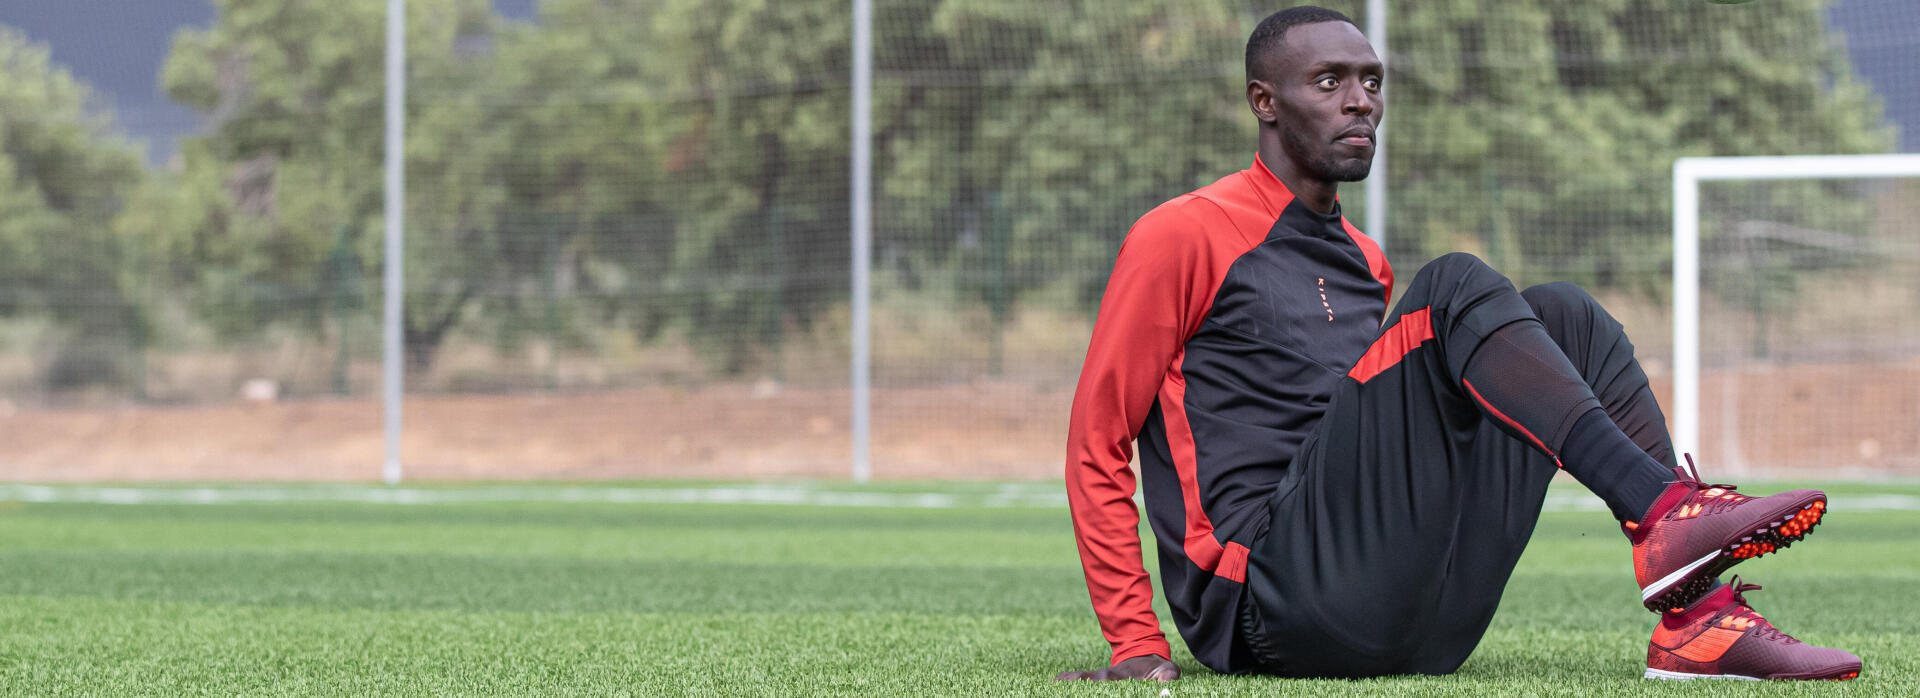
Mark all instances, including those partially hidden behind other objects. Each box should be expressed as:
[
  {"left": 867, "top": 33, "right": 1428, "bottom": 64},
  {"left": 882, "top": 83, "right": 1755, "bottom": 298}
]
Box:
[{"left": 1110, "top": 640, "right": 1173, "bottom": 666}]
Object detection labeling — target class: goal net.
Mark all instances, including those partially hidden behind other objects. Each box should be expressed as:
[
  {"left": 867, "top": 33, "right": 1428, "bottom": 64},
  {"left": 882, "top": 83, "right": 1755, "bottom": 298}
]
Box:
[{"left": 1675, "top": 155, "right": 1920, "bottom": 476}]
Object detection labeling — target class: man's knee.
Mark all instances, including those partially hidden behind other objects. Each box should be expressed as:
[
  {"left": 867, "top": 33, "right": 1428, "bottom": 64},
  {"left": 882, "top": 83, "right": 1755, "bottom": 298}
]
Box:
[
  {"left": 1404, "top": 253, "right": 1501, "bottom": 306},
  {"left": 1403, "top": 252, "right": 1518, "bottom": 314},
  {"left": 1521, "top": 281, "right": 1596, "bottom": 316},
  {"left": 1414, "top": 252, "right": 1497, "bottom": 287},
  {"left": 1521, "top": 282, "right": 1619, "bottom": 337},
  {"left": 1399, "top": 253, "right": 1535, "bottom": 377}
]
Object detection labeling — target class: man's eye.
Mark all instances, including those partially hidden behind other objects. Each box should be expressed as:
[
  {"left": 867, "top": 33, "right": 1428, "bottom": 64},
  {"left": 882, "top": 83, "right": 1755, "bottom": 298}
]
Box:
[
  {"left": 1363, "top": 77, "right": 1381, "bottom": 91},
  {"left": 1316, "top": 77, "right": 1338, "bottom": 89}
]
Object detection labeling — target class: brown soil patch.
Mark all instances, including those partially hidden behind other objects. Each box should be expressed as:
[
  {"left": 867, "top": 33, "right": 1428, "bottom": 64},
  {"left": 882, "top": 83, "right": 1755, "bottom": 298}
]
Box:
[{"left": 0, "top": 363, "right": 1914, "bottom": 481}]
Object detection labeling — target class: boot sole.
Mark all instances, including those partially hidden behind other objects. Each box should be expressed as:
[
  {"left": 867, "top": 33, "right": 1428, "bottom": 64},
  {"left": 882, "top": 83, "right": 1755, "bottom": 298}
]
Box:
[
  {"left": 1645, "top": 666, "right": 1860, "bottom": 681},
  {"left": 1641, "top": 497, "right": 1826, "bottom": 611}
]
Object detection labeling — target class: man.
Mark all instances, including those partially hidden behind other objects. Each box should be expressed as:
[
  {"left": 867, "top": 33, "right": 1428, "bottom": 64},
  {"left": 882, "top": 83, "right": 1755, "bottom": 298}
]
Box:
[{"left": 1057, "top": 6, "right": 1860, "bottom": 682}]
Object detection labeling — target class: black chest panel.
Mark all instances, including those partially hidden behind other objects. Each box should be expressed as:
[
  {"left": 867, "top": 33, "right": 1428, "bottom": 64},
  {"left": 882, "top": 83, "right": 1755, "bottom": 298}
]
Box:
[
  {"left": 1203, "top": 207, "right": 1384, "bottom": 378},
  {"left": 1171, "top": 201, "right": 1387, "bottom": 541}
]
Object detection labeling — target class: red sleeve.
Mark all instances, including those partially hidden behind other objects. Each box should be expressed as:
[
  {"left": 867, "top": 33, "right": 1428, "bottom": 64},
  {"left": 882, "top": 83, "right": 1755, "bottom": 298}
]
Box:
[{"left": 1064, "top": 201, "right": 1216, "bottom": 666}]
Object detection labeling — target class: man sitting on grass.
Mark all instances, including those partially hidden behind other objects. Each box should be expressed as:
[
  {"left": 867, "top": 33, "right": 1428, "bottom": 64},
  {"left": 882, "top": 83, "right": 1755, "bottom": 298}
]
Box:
[{"left": 1057, "top": 5, "right": 1859, "bottom": 682}]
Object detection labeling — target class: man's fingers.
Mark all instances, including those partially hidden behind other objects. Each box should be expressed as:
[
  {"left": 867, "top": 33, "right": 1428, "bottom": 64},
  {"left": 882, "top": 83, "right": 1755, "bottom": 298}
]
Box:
[
  {"left": 1146, "top": 660, "right": 1180, "bottom": 682},
  {"left": 1056, "top": 655, "right": 1180, "bottom": 682}
]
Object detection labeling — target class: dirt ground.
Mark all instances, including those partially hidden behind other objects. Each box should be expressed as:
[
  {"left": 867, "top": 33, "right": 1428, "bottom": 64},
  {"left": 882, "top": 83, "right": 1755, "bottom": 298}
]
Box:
[{"left": 1, "top": 363, "right": 1915, "bottom": 481}]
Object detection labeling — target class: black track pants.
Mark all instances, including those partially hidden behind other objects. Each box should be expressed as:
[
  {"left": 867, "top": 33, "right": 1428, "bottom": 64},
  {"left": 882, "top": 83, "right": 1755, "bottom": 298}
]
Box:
[{"left": 1239, "top": 253, "right": 1674, "bottom": 677}]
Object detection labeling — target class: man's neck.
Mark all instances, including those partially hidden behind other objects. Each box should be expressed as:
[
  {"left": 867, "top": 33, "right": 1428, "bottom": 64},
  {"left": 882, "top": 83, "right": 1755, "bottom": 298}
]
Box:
[{"left": 1257, "top": 137, "right": 1338, "bottom": 215}]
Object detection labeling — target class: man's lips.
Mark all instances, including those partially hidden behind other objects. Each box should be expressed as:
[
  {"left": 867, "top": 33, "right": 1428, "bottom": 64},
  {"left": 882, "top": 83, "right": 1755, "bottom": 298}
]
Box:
[{"left": 1336, "top": 126, "right": 1374, "bottom": 146}]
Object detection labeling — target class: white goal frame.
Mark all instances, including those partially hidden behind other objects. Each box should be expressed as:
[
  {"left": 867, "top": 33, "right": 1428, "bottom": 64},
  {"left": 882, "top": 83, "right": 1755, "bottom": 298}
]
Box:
[{"left": 1671, "top": 153, "right": 1920, "bottom": 465}]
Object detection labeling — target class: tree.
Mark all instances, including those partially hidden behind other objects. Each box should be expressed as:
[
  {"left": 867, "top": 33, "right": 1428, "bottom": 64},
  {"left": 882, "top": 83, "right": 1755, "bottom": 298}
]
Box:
[
  {"left": 134, "top": 0, "right": 1898, "bottom": 385},
  {"left": 474, "top": 0, "right": 860, "bottom": 376},
  {"left": 459, "top": 0, "right": 678, "bottom": 378},
  {"left": 626, "top": 0, "right": 856, "bottom": 374},
  {"left": 158, "top": 0, "right": 496, "bottom": 376},
  {"left": 515, "top": 0, "right": 1896, "bottom": 377},
  {"left": 1388, "top": 0, "right": 1893, "bottom": 289},
  {"left": 0, "top": 27, "right": 147, "bottom": 389}
]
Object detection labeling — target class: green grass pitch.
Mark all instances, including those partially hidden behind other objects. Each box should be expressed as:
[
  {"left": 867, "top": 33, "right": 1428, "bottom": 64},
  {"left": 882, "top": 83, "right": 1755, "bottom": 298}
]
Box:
[{"left": 0, "top": 480, "right": 1913, "bottom": 696}]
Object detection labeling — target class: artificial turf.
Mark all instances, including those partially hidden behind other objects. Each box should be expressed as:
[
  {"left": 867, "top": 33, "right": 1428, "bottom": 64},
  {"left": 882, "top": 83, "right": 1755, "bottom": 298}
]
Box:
[{"left": 0, "top": 480, "right": 1912, "bottom": 696}]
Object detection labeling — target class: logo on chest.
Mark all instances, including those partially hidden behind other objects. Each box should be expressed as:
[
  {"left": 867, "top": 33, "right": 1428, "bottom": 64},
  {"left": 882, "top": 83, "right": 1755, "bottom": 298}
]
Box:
[{"left": 1318, "top": 277, "right": 1334, "bottom": 322}]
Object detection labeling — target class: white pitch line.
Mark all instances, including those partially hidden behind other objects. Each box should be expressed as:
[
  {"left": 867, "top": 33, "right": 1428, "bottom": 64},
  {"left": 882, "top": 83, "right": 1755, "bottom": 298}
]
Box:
[{"left": 0, "top": 484, "right": 1916, "bottom": 512}]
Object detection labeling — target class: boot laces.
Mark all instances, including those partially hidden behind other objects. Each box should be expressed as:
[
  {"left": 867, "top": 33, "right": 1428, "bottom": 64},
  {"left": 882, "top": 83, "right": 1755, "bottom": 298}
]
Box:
[
  {"left": 1679, "top": 454, "right": 1747, "bottom": 514},
  {"left": 1726, "top": 577, "right": 1798, "bottom": 645}
]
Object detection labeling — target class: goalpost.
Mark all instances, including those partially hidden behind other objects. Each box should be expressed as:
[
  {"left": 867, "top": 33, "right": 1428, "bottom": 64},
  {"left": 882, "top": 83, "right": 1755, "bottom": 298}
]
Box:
[{"left": 1670, "top": 153, "right": 1920, "bottom": 469}]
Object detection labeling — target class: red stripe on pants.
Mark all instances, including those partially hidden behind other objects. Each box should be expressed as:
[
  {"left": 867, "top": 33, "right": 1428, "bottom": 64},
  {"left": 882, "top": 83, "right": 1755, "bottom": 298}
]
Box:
[{"left": 1348, "top": 307, "right": 1434, "bottom": 384}]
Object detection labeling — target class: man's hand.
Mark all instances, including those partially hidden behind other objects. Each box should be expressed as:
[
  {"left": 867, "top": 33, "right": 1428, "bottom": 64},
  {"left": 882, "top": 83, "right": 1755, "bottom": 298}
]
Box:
[{"left": 1054, "top": 654, "right": 1180, "bottom": 682}]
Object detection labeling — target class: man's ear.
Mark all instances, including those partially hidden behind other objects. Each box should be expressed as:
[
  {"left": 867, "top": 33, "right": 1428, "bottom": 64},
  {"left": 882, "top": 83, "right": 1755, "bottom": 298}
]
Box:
[{"left": 1246, "top": 79, "right": 1279, "bottom": 125}]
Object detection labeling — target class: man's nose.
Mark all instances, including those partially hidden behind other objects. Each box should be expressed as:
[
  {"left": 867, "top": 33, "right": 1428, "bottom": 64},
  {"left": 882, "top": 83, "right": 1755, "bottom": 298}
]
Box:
[{"left": 1342, "top": 87, "right": 1374, "bottom": 116}]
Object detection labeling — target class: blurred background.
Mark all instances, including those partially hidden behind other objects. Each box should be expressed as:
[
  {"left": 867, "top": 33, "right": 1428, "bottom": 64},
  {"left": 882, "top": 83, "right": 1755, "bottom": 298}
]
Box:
[{"left": 0, "top": 0, "right": 1913, "bottom": 482}]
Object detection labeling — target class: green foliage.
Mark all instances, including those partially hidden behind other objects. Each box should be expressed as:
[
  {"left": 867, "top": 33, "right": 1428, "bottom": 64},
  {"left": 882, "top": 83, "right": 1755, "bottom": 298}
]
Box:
[
  {"left": 888, "top": 1, "right": 1250, "bottom": 314},
  {"left": 881, "top": 0, "right": 1896, "bottom": 331},
  {"left": 1389, "top": 0, "right": 1893, "bottom": 289},
  {"left": 617, "top": 0, "right": 856, "bottom": 372},
  {"left": 157, "top": 0, "right": 495, "bottom": 369},
  {"left": 0, "top": 0, "right": 1901, "bottom": 386},
  {"left": 0, "top": 27, "right": 146, "bottom": 388}
]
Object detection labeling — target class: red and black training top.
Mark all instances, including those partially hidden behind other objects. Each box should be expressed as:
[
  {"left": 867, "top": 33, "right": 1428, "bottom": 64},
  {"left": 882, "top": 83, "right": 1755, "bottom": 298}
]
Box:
[{"left": 1065, "top": 155, "right": 1392, "bottom": 672}]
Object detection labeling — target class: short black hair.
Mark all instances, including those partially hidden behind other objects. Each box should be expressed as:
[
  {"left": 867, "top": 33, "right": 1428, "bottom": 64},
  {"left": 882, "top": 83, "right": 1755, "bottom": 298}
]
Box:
[{"left": 1245, "top": 6, "right": 1358, "bottom": 83}]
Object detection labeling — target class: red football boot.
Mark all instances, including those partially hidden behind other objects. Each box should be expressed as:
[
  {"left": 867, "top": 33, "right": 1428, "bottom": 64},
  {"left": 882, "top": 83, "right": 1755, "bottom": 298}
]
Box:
[
  {"left": 1645, "top": 577, "right": 1861, "bottom": 681},
  {"left": 1625, "top": 455, "right": 1826, "bottom": 611}
]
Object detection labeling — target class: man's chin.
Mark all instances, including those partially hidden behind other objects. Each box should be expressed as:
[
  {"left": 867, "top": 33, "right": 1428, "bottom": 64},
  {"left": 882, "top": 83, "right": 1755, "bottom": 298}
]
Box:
[
  {"left": 1315, "top": 156, "right": 1373, "bottom": 183},
  {"left": 1332, "top": 165, "right": 1372, "bottom": 182}
]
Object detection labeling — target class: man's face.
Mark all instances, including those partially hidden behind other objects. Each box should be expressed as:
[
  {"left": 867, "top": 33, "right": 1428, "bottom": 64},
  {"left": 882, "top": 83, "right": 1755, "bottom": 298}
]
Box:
[{"left": 1264, "top": 22, "right": 1383, "bottom": 182}]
